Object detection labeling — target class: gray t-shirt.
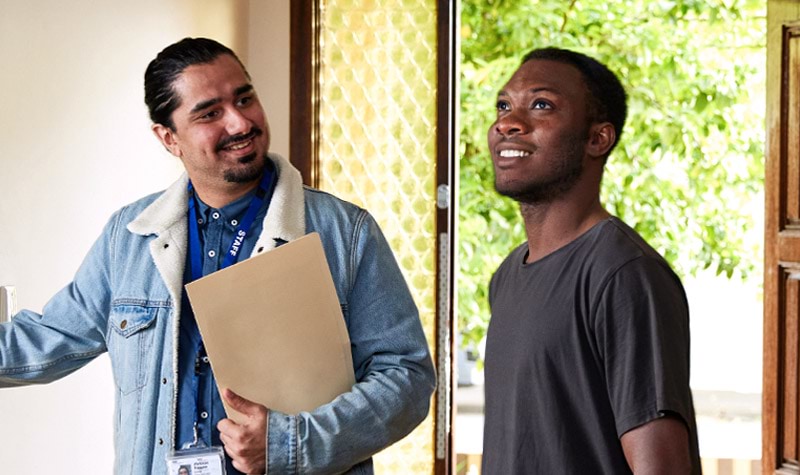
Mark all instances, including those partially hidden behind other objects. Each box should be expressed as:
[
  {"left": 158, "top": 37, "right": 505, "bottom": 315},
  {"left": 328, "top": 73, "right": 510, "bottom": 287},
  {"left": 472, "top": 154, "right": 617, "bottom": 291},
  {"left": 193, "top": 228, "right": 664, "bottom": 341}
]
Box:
[{"left": 482, "top": 217, "right": 701, "bottom": 474}]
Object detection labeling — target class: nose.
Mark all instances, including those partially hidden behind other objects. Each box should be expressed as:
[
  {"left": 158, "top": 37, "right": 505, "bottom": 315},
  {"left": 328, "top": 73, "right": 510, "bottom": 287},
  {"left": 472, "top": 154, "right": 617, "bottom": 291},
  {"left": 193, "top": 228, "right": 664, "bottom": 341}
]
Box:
[
  {"left": 225, "top": 107, "right": 251, "bottom": 135},
  {"left": 493, "top": 112, "right": 528, "bottom": 138}
]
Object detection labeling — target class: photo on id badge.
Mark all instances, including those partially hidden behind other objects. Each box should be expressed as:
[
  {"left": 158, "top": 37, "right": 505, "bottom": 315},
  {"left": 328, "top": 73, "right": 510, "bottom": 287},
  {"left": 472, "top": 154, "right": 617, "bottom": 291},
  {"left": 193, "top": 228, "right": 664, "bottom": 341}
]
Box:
[{"left": 166, "top": 446, "right": 226, "bottom": 475}]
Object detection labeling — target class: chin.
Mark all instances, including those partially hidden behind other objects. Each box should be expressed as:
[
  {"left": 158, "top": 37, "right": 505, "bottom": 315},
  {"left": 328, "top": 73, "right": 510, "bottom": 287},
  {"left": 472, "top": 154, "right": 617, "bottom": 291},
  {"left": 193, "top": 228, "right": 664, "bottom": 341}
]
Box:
[{"left": 224, "top": 153, "right": 267, "bottom": 183}]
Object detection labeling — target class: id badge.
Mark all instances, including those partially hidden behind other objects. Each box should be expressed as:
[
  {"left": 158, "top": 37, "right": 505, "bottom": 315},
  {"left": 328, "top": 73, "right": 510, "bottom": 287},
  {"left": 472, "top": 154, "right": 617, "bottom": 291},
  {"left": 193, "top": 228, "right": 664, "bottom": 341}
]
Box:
[{"left": 166, "top": 446, "right": 227, "bottom": 475}]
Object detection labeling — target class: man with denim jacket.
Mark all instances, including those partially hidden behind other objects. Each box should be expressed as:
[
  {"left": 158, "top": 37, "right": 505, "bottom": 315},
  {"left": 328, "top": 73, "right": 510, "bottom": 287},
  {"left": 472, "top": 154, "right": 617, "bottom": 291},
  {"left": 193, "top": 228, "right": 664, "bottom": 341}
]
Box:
[{"left": 0, "top": 37, "right": 435, "bottom": 474}]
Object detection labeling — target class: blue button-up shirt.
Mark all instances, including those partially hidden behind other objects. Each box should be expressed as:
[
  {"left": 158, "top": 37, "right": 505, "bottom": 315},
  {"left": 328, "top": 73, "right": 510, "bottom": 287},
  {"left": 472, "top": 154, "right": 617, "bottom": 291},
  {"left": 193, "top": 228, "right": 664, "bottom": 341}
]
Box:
[{"left": 177, "top": 187, "right": 270, "bottom": 474}]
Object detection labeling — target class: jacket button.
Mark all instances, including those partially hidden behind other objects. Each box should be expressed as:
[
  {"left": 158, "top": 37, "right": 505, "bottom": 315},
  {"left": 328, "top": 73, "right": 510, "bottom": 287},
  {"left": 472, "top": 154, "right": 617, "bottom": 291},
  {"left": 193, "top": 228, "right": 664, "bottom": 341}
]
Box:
[
  {"left": 120, "top": 320, "right": 128, "bottom": 330},
  {"left": 158, "top": 438, "right": 164, "bottom": 445},
  {"left": 162, "top": 378, "right": 167, "bottom": 385}
]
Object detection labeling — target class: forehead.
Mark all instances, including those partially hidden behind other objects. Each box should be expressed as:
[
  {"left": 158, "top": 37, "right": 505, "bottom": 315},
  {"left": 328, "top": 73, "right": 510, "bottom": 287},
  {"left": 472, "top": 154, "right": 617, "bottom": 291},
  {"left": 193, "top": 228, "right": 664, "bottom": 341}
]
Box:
[
  {"left": 501, "top": 59, "right": 588, "bottom": 99},
  {"left": 173, "top": 54, "right": 250, "bottom": 105}
]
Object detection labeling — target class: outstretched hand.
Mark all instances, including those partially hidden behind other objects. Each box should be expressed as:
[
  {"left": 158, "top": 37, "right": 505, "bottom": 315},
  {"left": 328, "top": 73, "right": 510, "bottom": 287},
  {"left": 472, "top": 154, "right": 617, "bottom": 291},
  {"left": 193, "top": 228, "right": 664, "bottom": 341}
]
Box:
[{"left": 218, "top": 388, "right": 268, "bottom": 475}]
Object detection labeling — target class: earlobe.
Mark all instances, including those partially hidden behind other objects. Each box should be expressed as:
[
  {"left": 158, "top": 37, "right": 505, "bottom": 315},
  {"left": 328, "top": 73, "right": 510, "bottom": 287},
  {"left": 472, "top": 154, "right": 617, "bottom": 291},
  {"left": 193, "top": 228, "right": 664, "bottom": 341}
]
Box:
[
  {"left": 587, "top": 123, "right": 616, "bottom": 159},
  {"left": 151, "top": 123, "right": 182, "bottom": 157}
]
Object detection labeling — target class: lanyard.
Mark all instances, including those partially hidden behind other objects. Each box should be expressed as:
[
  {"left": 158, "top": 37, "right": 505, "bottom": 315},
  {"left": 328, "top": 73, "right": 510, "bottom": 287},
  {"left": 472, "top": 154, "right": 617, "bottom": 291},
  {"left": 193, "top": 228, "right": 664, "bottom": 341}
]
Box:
[
  {"left": 182, "top": 168, "right": 275, "bottom": 447},
  {"left": 186, "top": 168, "right": 275, "bottom": 282}
]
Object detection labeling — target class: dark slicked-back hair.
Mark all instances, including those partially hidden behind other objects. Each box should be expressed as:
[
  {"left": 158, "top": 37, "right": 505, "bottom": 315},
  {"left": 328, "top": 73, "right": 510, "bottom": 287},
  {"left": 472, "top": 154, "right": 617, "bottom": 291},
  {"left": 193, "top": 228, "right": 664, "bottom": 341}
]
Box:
[
  {"left": 522, "top": 47, "right": 627, "bottom": 155},
  {"left": 144, "top": 37, "right": 249, "bottom": 130}
]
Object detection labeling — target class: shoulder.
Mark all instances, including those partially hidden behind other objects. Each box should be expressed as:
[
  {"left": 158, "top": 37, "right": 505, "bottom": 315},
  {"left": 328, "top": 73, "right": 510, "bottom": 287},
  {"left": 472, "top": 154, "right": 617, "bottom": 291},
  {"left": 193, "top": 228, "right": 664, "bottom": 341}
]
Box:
[
  {"left": 111, "top": 188, "right": 178, "bottom": 230},
  {"left": 303, "top": 186, "right": 365, "bottom": 212},
  {"left": 592, "top": 218, "right": 666, "bottom": 264},
  {"left": 591, "top": 220, "right": 688, "bottom": 324},
  {"left": 550, "top": 217, "right": 685, "bottom": 313},
  {"left": 583, "top": 218, "right": 679, "bottom": 284},
  {"left": 303, "top": 186, "right": 371, "bottom": 230},
  {"left": 93, "top": 190, "right": 167, "bottom": 234}
]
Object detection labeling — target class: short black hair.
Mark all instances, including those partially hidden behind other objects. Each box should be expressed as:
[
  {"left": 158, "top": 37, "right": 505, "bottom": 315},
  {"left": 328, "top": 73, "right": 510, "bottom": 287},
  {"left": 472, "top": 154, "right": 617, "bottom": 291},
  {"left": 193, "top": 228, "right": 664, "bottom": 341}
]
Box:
[
  {"left": 144, "top": 37, "right": 249, "bottom": 130},
  {"left": 521, "top": 47, "right": 627, "bottom": 154}
]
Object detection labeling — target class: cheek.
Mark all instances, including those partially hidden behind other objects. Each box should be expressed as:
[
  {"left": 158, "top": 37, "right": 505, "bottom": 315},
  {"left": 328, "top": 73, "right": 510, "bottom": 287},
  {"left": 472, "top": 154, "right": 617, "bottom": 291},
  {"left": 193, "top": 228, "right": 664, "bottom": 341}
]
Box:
[
  {"left": 190, "top": 129, "right": 222, "bottom": 151},
  {"left": 244, "top": 107, "right": 268, "bottom": 129},
  {"left": 487, "top": 123, "right": 500, "bottom": 143}
]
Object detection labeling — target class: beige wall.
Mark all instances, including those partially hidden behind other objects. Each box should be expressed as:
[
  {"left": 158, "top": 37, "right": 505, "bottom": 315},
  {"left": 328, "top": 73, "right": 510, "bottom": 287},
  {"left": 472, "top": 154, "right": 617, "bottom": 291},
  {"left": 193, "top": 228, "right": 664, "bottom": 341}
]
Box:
[
  {"left": 249, "top": 1, "right": 291, "bottom": 158},
  {"left": 0, "top": 1, "right": 289, "bottom": 472}
]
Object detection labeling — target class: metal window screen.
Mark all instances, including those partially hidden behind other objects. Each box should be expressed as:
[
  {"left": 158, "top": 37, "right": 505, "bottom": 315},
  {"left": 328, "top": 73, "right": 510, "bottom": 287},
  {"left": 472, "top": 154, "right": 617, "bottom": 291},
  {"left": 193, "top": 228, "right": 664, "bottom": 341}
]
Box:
[{"left": 318, "top": 0, "right": 438, "bottom": 472}]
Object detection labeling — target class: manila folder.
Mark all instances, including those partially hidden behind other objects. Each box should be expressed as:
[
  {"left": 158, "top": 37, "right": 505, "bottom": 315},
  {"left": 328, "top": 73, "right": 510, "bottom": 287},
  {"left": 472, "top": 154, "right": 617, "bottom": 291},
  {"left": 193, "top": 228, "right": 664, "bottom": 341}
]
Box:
[{"left": 185, "top": 232, "right": 355, "bottom": 421}]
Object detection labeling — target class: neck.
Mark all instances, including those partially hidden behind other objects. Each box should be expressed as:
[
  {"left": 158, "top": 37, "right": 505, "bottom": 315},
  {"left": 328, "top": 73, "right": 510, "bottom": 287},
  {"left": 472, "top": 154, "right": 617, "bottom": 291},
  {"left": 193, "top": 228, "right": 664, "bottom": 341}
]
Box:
[
  {"left": 519, "top": 193, "right": 610, "bottom": 264},
  {"left": 190, "top": 176, "right": 262, "bottom": 208}
]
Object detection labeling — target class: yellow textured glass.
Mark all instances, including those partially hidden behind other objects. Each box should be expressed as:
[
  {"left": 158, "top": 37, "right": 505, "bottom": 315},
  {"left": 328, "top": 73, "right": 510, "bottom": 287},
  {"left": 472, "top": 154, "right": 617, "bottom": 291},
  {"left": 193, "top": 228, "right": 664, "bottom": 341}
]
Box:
[{"left": 318, "top": 0, "right": 438, "bottom": 473}]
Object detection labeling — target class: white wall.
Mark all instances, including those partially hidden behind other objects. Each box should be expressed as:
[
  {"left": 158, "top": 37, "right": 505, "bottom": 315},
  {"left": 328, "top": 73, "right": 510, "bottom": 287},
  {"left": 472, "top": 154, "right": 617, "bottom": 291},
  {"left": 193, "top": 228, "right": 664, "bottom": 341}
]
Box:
[
  {"left": 0, "top": 1, "right": 289, "bottom": 472},
  {"left": 249, "top": 1, "right": 291, "bottom": 159}
]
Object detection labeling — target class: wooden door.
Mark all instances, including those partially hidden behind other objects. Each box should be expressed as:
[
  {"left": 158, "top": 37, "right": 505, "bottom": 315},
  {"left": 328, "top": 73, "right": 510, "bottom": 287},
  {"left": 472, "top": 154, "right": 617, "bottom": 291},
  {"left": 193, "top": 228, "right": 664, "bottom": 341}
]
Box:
[{"left": 765, "top": 2, "right": 800, "bottom": 474}]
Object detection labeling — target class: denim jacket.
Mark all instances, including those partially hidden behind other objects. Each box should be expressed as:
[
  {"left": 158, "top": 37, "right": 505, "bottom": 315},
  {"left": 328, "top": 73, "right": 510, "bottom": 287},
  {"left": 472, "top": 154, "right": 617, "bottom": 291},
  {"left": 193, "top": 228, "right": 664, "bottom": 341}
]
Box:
[{"left": 0, "top": 153, "right": 436, "bottom": 474}]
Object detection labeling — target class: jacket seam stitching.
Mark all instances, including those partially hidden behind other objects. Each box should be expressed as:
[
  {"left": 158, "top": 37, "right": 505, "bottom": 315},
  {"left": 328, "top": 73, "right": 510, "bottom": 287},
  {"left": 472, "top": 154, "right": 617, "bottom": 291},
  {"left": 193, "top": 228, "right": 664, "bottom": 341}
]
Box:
[{"left": 349, "top": 210, "right": 368, "bottom": 294}]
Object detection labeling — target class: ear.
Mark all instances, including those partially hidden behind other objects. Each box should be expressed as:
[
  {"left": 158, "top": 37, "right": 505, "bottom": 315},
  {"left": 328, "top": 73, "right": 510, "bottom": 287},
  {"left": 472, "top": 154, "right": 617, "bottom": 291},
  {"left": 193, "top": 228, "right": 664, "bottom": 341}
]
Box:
[
  {"left": 586, "top": 122, "right": 616, "bottom": 159},
  {"left": 151, "top": 123, "right": 182, "bottom": 157}
]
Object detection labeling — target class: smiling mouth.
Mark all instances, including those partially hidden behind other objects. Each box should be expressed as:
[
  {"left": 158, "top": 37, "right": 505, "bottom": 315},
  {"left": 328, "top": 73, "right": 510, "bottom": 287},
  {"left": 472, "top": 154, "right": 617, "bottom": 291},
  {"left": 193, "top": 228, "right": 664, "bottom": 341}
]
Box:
[
  {"left": 498, "top": 149, "right": 531, "bottom": 158},
  {"left": 217, "top": 127, "right": 263, "bottom": 152},
  {"left": 224, "top": 140, "right": 252, "bottom": 151}
]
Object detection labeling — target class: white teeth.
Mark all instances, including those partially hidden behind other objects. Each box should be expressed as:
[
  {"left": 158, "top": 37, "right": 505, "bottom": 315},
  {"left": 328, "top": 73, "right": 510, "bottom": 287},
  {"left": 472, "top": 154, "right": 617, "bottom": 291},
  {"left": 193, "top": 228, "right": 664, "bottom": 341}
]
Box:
[
  {"left": 498, "top": 149, "right": 530, "bottom": 158},
  {"left": 227, "top": 140, "right": 251, "bottom": 151}
]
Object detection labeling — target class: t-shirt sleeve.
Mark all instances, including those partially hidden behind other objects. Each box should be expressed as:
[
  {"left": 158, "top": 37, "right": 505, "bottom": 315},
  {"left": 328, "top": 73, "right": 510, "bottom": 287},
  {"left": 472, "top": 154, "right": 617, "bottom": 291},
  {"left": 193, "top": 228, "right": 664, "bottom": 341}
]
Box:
[{"left": 593, "top": 255, "right": 694, "bottom": 437}]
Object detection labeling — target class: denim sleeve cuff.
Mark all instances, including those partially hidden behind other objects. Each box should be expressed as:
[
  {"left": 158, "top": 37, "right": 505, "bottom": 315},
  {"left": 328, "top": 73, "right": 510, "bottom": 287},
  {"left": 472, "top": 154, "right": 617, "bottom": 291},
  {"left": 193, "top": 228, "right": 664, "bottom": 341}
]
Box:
[{"left": 267, "top": 410, "right": 297, "bottom": 474}]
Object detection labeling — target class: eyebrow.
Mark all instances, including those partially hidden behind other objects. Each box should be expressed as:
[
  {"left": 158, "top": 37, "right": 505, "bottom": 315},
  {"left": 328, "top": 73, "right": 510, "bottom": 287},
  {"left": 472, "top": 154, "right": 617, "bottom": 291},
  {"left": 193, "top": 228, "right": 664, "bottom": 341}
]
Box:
[
  {"left": 189, "top": 84, "right": 255, "bottom": 115},
  {"left": 497, "top": 86, "right": 561, "bottom": 98}
]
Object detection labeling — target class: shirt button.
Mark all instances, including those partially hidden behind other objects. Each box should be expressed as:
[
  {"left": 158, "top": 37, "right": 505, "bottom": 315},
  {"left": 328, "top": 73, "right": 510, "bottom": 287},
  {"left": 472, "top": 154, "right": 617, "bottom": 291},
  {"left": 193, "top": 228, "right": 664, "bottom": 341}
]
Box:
[
  {"left": 200, "top": 411, "right": 209, "bottom": 419},
  {"left": 212, "top": 212, "right": 220, "bottom": 220},
  {"left": 197, "top": 218, "right": 204, "bottom": 224},
  {"left": 202, "top": 356, "right": 210, "bottom": 364},
  {"left": 231, "top": 219, "right": 239, "bottom": 226},
  {"left": 208, "top": 250, "right": 216, "bottom": 258}
]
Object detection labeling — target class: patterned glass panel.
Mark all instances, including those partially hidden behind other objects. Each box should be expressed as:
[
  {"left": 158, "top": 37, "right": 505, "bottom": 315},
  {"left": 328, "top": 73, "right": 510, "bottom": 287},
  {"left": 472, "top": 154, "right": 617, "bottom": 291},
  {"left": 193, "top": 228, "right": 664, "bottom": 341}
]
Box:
[{"left": 318, "top": 0, "right": 438, "bottom": 473}]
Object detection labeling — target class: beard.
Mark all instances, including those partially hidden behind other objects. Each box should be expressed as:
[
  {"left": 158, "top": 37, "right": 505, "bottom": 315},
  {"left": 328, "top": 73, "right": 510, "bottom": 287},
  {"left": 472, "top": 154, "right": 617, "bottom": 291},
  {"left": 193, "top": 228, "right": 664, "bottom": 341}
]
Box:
[
  {"left": 223, "top": 152, "right": 267, "bottom": 183},
  {"left": 217, "top": 127, "right": 268, "bottom": 184},
  {"left": 494, "top": 130, "right": 587, "bottom": 204}
]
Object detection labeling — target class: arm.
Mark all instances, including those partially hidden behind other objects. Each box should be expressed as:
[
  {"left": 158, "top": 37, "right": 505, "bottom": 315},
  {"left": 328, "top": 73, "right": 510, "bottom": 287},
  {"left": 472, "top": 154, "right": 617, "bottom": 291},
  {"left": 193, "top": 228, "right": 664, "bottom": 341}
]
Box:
[
  {"left": 595, "top": 255, "right": 698, "bottom": 472},
  {"left": 265, "top": 211, "right": 436, "bottom": 474},
  {"left": 620, "top": 415, "right": 692, "bottom": 474},
  {"left": 0, "top": 213, "right": 119, "bottom": 385}
]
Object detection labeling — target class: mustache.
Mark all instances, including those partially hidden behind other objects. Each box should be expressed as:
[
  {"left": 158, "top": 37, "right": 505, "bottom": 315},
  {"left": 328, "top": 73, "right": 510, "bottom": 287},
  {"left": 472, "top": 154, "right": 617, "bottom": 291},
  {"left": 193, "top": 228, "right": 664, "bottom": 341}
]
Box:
[{"left": 215, "top": 127, "right": 263, "bottom": 152}]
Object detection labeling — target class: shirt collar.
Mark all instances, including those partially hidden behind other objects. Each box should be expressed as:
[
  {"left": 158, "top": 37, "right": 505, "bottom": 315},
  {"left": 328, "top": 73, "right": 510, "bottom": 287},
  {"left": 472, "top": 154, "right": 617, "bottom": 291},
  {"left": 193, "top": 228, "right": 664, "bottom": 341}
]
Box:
[{"left": 193, "top": 187, "right": 257, "bottom": 228}]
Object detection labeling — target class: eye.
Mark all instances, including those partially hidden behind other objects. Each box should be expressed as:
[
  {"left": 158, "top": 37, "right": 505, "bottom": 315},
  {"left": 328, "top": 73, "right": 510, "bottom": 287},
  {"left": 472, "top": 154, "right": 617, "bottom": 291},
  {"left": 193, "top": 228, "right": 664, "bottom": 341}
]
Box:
[
  {"left": 199, "top": 110, "right": 220, "bottom": 120},
  {"left": 237, "top": 95, "right": 254, "bottom": 107},
  {"left": 496, "top": 100, "right": 511, "bottom": 112},
  {"left": 531, "top": 100, "right": 552, "bottom": 110}
]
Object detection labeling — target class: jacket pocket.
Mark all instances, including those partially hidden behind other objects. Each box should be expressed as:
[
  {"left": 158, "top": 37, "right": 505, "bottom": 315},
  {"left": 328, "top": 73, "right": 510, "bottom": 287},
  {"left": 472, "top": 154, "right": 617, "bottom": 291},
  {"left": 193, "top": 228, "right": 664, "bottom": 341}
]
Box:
[{"left": 107, "top": 300, "right": 161, "bottom": 395}]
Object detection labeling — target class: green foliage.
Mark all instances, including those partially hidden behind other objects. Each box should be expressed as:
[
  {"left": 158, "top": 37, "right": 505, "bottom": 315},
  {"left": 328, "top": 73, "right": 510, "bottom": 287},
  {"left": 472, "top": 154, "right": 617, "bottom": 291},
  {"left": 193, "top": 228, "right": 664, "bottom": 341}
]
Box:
[{"left": 458, "top": 0, "right": 766, "bottom": 350}]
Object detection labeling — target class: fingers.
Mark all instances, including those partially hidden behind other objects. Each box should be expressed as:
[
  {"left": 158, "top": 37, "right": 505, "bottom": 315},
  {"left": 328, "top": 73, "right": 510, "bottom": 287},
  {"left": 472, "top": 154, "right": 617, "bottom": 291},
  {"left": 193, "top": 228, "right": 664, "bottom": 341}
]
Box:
[
  {"left": 222, "top": 388, "right": 267, "bottom": 419},
  {"left": 217, "top": 389, "right": 268, "bottom": 475},
  {"left": 219, "top": 426, "right": 266, "bottom": 474}
]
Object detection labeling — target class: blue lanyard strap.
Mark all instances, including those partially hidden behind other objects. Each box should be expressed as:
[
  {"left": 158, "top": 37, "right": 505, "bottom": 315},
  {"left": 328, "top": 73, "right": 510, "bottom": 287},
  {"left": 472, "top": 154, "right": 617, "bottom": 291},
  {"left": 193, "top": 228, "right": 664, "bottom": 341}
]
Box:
[{"left": 186, "top": 167, "right": 275, "bottom": 282}]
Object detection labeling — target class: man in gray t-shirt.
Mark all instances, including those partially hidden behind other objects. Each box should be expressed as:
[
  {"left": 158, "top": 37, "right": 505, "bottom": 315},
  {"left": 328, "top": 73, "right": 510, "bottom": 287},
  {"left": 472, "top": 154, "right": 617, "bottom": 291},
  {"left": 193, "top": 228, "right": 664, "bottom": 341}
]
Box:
[{"left": 481, "top": 47, "right": 701, "bottom": 474}]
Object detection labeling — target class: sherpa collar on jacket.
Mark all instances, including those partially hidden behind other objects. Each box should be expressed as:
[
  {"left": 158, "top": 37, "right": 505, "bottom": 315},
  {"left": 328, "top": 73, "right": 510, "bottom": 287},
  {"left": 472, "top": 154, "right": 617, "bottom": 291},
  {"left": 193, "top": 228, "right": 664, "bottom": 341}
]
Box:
[{"left": 126, "top": 152, "right": 307, "bottom": 252}]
